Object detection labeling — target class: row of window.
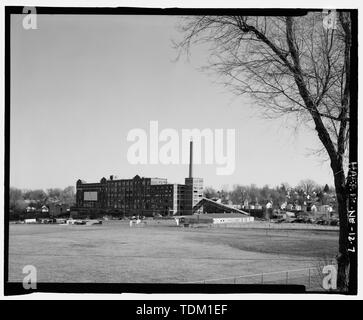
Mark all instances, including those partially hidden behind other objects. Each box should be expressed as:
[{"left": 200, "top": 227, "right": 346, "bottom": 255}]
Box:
[{"left": 106, "top": 180, "right": 151, "bottom": 187}]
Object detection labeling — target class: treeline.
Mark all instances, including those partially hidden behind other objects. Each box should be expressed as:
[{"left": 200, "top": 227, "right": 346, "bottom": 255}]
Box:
[
  {"left": 9, "top": 186, "right": 76, "bottom": 213},
  {"left": 204, "top": 179, "right": 336, "bottom": 207}
]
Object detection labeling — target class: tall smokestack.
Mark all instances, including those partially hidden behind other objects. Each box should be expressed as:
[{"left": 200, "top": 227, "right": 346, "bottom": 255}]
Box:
[{"left": 189, "top": 139, "right": 193, "bottom": 178}]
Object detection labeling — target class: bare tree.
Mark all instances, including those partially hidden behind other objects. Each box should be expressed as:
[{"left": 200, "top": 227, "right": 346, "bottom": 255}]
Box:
[
  {"left": 9, "top": 187, "right": 23, "bottom": 210},
  {"left": 297, "top": 179, "right": 318, "bottom": 195},
  {"left": 204, "top": 186, "right": 219, "bottom": 199},
  {"left": 176, "top": 11, "right": 351, "bottom": 291}
]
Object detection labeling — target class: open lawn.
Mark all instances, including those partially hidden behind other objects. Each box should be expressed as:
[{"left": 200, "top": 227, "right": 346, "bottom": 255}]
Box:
[{"left": 8, "top": 220, "right": 338, "bottom": 288}]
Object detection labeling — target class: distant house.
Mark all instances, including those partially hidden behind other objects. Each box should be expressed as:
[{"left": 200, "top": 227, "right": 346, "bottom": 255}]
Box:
[
  {"left": 311, "top": 204, "right": 318, "bottom": 213},
  {"left": 280, "top": 202, "right": 287, "bottom": 210},
  {"left": 265, "top": 201, "right": 273, "bottom": 209},
  {"left": 41, "top": 205, "right": 49, "bottom": 213},
  {"left": 26, "top": 206, "right": 36, "bottom": 213},
  {"left": 319, "top": 205, "right": 333, "bottom": 213},
  {"left": 294, "top": 204, "right": 302, "bottom": 211}
]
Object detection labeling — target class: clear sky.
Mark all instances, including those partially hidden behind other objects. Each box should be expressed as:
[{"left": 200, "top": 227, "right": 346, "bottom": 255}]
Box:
[{"left": 10, "top": 14, "right": 334, "bottom": 190}]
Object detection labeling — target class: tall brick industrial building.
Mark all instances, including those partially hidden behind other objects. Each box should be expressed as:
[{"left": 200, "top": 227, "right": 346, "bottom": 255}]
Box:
[{"left": 74, "top": 141, "right": 203, "bottom": 216}]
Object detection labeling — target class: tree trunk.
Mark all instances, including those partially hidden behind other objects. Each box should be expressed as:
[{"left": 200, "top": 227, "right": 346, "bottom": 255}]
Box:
[{"left": 333, "top": 166, "right": 349, "bottom": 291}]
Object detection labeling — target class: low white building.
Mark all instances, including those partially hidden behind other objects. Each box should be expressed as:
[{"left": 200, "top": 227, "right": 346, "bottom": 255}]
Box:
[
  {"left": 26, "top": 206, "right": 36, "bottom": 213},
  {"left": 175, "top": 213, "right": 254, "bottom": 225},
  {"left": 24, "top": 218, "right": 37, "bottom": 224},
  {"left": 209, "top": 214, "right": 254, "bottom": 224},
  {"left": 319, "top": 205, "right": 333, "bottom": 213}
]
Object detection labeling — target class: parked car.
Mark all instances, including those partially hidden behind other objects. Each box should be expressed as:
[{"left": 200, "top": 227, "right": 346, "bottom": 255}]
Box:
[
  {"left": 316, "top": 219, "right": 328, "bottom": 225},
  {"left": 304, "top": 218, "right": 313, "bottom": 224}
]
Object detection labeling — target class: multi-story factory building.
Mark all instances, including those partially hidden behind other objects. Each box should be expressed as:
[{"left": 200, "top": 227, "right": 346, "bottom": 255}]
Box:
[{"left": 75, "top": 141, "right": 203, "bottom": 216}]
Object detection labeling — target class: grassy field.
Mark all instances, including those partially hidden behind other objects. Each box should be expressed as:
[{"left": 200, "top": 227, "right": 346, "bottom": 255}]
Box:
[{"left": 8, "top": 220, "right": 338, "bottom": 288}]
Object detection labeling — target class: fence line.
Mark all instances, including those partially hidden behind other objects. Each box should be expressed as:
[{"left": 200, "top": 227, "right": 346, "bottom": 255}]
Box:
[
  {"left": 183, "top": 265, "right": 337, "bottom": 290},
  {"left": 184, "top": 267, "right": 315, "bottom": 283}
]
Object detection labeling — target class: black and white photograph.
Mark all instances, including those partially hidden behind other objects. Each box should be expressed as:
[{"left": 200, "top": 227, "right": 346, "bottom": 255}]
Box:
[{"left": 1, "top": 2, "right": 359, "bottom": 300}]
